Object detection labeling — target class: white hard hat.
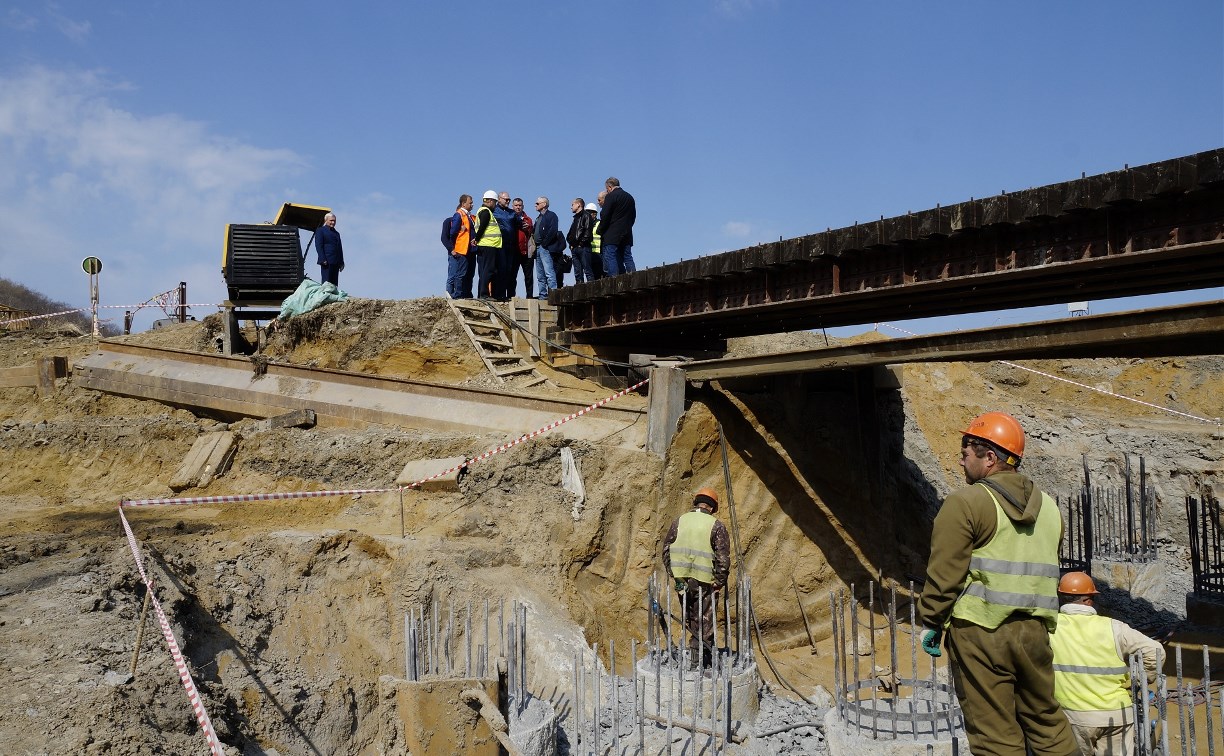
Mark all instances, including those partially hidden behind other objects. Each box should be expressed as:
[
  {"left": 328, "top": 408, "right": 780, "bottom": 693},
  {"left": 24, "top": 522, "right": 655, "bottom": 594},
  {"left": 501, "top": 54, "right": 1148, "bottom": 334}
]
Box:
[
  {"left": 482, "top": 190, "right": 498, "bottom": 200},
  {"left": 585, "top": 202, "right": 598, "bottom": 212}
]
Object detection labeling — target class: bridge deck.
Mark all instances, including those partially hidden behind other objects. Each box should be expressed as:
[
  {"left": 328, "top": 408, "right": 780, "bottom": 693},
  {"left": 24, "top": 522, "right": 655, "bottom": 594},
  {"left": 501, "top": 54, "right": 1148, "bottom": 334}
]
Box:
[{"left": 556, "top": 149, "right": 1224, "bottom": 348}]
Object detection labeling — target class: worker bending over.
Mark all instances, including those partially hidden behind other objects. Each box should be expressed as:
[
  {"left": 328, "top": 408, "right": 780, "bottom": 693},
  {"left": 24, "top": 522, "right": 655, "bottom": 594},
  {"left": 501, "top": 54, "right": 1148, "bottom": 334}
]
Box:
[
  {"left": 663, "top": 487, "right": 730, "bottom": 668},
  {"left": 1050, "top": 572, "right": 1165, "bottom": 756},
  {"left": 918, "top": 412, "right": 1078, "bottom": 756}
]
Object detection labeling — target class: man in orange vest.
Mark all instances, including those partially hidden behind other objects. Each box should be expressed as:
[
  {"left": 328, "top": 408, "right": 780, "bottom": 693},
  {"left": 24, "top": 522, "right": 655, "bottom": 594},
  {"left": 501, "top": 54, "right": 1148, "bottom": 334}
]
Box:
[{"left": 663, "top": 487, "right": 730, "bottom": 668}]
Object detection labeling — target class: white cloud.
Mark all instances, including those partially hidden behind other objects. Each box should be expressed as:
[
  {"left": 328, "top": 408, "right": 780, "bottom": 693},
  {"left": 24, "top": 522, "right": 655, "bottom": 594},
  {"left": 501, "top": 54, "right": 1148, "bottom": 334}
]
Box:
[
  {"left": 0, "top": 66, "right": 307, "bottom": 309},
  {"left": 46, "top": 2, "right": 90, "bottom": 42},
  {"left": 723, "top": 220, "right": 752, "bottom": 238},
  {"left": 3, "top": 8, "right": 38, "bottom": 31}
]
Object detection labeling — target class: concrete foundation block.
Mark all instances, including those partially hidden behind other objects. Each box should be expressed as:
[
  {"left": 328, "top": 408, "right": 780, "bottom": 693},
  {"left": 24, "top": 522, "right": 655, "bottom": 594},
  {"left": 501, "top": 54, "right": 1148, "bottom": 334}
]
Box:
[
  {"left": 248, "top": 408, "right": 316, "bottom": 433},
  {"left": 393, "top": 677, "right": 502, "bottom": 756},
  {"left": 637, "top": 655, "right": 761, "bottom": 724},
  {"left": 509, "top": 695, "right": 558, "bottom": 756},
  {"left": 396, "top": 456, "right": 468, "bottom": 491}
]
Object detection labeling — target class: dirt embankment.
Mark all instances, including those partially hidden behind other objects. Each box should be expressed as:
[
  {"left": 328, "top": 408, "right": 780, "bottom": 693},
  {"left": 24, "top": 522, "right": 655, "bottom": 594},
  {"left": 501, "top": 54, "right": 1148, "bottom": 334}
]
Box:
[{"left": 0, "top": 298, "right": 1219, "bottom": 754}]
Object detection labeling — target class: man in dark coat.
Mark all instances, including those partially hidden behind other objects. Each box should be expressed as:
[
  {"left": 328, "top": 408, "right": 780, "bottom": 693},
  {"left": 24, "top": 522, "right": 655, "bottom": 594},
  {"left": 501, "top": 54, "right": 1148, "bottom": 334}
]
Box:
[
  {"left": 315, "top": 212, "right": 345, "bottom": 286},
  {"left": 596, "top": 177, "right": 636, "bottom": 276}
]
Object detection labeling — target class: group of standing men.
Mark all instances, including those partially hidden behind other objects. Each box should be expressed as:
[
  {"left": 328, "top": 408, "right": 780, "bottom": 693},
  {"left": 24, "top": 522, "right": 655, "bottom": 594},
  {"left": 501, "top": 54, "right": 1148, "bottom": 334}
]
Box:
[
  {"left": 661, "top": 410, "right": 1166, "bottom": 756},
  {"left": 444, "top": 177, "right": 637, "bottom": 301}
]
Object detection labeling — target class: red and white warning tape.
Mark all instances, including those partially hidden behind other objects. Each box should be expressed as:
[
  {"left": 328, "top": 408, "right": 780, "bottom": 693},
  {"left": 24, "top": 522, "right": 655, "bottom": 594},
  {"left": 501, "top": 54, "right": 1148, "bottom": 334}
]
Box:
[
  {"left": 116, "top": 373, "right": 650, "bottom": 751},
  {"left": 118, "top": 507, "right": 225, "bottom": 756},
  {"left": 121, "top": 376, "right": 650, "bottom": 508}
]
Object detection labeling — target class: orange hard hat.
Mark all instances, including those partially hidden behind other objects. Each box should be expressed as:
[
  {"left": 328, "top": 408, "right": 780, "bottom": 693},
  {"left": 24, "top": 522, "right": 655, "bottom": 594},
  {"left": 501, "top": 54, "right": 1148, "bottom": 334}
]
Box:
[
  {"left": 962, "top": 411, "right": 1026, "bottom": 465},
  {"left": 694, "top": 487, "right": 719, "bottom": 511},
  {"left": 1057, "top": 571, "right": 1098, "bottom": 595}
]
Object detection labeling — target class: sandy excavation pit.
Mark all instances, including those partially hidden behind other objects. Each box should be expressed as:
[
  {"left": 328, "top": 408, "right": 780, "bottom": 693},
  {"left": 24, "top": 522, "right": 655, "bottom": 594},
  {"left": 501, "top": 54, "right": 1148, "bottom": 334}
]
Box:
[{"left": 0, "top": 296, "right": 1221, "bottom": 754}]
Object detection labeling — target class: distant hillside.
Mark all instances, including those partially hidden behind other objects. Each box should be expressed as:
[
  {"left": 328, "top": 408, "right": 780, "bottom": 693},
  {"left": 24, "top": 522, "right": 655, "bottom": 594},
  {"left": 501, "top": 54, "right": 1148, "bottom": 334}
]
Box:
[{"left": 0, "top": 277, "right": 118, "bottom": 336}]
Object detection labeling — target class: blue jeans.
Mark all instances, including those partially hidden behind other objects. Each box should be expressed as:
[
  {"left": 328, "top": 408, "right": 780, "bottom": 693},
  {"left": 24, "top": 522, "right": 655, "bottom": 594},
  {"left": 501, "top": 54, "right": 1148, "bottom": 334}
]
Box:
[
  {"left": 603, "top": 244, "right": 634, "bottom": 276},
  {"left": 572, "top": 247, "right": 594, "bottom": 283},
  {"left": 445, "top": 252, "right": 470, "bottom": 298},
  {"left": 534, "top": 247, "right": 557, "bottom": 299}
]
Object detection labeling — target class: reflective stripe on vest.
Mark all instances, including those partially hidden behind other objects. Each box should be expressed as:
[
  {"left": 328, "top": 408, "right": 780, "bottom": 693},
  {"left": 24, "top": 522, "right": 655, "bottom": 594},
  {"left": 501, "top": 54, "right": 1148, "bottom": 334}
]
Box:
[
  {"left": 454, "top": 210, "right": 474, "bottom": 256},
  {"left": 1050, "top": 612, "right": 1132, "bottom": 711},
  {"left": 590, "top": 216, "right": 601, "bottom": 254},
  {"left": 671, "top": 511, "right": 716, "bottom": 583},
  {"left": 475, "top": 208, "right": 502, "bottom": 248},
  {"left": 950, "top": 484, "right": 1061, "bottom": 630}
]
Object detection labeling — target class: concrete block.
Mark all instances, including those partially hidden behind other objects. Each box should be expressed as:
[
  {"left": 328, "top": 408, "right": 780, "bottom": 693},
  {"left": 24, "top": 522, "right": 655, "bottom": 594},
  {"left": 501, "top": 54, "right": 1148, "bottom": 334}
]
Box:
[
  {"left": 396, "top": 456, "right": 468, "bottom": 491},
  {"left": 249, "top": 408, "right": 317, "bottom": 434},
  {"left": 169, "top": 431, "right": 236, "bottom": 491},
  {"left": 646, "top": 365, "right": 687, "bottom": 456},
  {"left": 392, "top": 677, "right": 501, "bottom": 756}
]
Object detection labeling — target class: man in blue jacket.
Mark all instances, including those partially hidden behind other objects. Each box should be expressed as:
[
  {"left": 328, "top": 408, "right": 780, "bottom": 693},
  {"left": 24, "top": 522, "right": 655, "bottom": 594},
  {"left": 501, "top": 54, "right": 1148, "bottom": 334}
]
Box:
[
  {"left": 492, "top": 191, "right": 521, "bottom": 300},
  {"left": 315, "top": 212, "right": 345, "bottom": 286},
  {"left": 533, "top": 197, "right": 561, "bottom": 300}
]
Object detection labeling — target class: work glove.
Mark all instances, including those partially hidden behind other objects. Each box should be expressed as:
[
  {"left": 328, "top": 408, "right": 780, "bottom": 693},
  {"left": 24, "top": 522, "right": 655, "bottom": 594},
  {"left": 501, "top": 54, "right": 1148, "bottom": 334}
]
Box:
[
  {"left": 921, "top": 628, "right": 943, "bottom": 658},
  {"left": 674, "top": 578, "right": 686, "bottom": 593}
]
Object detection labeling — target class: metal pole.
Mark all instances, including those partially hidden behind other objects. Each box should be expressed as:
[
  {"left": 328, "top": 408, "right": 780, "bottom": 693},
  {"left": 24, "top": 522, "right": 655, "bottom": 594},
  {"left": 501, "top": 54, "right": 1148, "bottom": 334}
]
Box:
[
  {"left": 869, "top": 580, "right": 878, "bottom": 739},
  {"left": 128, "top": 588, "right": 152, "bottom": 677},
  {"left": 634, "top": 639, "right": 644, "bottom": 756},
  {"left": 611, "top": 640, "right": 620, "bottom": 756},
  {"left": 593, "top": 643, "right": 601, "bottom": 756},
  {"left": 1204, "top": 645, "right": 1214, "bottom": 756},
  {"left": 177, "top": 281, "right": 187, "bottom": 323}
]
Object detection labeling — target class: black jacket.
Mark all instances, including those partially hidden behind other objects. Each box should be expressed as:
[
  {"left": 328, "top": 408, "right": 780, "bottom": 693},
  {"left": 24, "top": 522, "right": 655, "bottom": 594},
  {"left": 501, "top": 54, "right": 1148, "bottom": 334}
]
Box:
[
  {"left": 596, "top": 187, "right": 636, "bottom": 247},
  {"left": 567, "top": 210, "right": 593, "bottom": 249}
]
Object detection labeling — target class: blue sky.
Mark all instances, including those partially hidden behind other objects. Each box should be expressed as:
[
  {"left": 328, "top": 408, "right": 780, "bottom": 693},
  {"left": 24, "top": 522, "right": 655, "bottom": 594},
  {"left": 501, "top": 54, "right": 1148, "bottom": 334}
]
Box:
[{"left": 1, "top": 1, "right": 1220, "bottom": 334}]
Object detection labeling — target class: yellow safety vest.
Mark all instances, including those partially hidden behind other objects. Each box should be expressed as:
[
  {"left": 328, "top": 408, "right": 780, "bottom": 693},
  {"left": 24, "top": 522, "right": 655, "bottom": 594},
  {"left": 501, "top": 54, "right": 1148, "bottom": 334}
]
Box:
[
  {"left": 590, "top": 215, "right": 601, "bottom": 255},
  {"left": 950, "top": 484, "right": 1062, "bottom": 630},
  {"left": 1050, "top": 612, "right": 1132, "bottom": 712},
  {"left": 670, "top": 511, "right": 716, "bottom": 583},
  {"left": 475, "top": 207, "right": 502, "bottom": 248}
]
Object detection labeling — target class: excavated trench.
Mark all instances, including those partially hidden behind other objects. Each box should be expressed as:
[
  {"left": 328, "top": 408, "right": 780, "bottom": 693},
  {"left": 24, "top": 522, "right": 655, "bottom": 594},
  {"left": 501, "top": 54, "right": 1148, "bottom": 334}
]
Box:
[{"left": 0, "top": 300, "right": 1219, "bottom": 754}]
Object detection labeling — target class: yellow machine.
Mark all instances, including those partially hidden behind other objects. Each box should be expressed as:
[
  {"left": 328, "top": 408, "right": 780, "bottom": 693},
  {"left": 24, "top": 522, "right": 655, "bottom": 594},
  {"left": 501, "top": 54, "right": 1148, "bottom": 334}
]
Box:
[{"left": 221, "top": 203, "right": 331, "bottom": 304}]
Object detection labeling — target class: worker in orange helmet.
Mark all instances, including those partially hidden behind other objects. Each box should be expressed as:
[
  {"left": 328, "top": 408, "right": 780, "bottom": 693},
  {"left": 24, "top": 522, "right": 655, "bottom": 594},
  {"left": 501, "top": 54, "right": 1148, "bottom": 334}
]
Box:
[
  {"left": 918, "top": 412, "right": 1079, "bottom": 756},
  {"left": 1050, "top": 572, "right": 1165, "bottom": 756},
  {"left": 663, "top": 486, "right": 730, "bottom": 668}
]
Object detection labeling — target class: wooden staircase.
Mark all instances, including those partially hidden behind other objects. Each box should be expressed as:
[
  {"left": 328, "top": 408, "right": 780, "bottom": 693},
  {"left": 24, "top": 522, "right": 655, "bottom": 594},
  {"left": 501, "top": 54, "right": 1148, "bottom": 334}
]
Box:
[{"left": 447, "top": 298, "right": 550, "bottom": 387}]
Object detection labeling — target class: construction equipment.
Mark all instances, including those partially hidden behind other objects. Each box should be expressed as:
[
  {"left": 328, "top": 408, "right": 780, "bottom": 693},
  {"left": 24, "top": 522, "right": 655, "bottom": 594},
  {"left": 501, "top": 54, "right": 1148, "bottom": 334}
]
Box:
[
  {"left": 219, "top": 203, "right": 330, "bottom": 354},
  {"left": 222, "top": 203, "right": 330, "bottom": 304}
]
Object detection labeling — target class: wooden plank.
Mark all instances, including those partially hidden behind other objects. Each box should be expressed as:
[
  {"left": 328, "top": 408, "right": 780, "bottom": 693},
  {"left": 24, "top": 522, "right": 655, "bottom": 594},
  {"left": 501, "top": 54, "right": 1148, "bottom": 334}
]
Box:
[{"left": 0, "top": 364, "right": 38, "bottom": 389}]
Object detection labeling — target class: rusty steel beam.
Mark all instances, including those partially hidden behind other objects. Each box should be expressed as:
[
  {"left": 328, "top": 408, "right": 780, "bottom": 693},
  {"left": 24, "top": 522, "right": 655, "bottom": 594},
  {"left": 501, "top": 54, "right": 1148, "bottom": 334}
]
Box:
[
  {"left": 683, "top": 300, "right": 1224, "bottom": 381},
  {"left": 556, "top": 149, "right": 1224, "bottom": 346}
]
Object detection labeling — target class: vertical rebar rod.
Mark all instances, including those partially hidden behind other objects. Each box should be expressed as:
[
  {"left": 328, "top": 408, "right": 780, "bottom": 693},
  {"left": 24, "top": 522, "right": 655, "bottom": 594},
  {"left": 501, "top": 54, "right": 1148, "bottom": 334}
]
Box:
[
  {"left": 1176, "top": 645, "right": 1188, "bottom": 752},
  {"left": 746, "top": 577, "right": 755, "bottom": 666},
  {"left": 666, "top": 580, "right": 674, "bottom": 657},
  {"left": 723, "top": 656, "right": 732, "bottom": 755},
  {"left": 611, "top": 640, "right": 620, "bottom": 756},
  {"left": 507, "top": 621, "right": 517, "bottom": 712},
  {"left": 1138, "top": 652, "right": 1152, "bottom": 756},
  {"left": 465, "top": 601, "right": 472, "bottom": 678},
  {"left": 928, "top": 636, "right": 938, "bottom": 736},
  {"left": 1204, "top": 645, "right": 1215, "bottom": 756},
  {"left": 909, "top": 581, "right": 918, "bottom": 741},
  {"left": 830, "top": 591, "right": 842, "bottom": 721},
  {"left": 634, "top": 639, "right": 644, "bottom": 756},
  {"left": 679, "top": 589, "right": 687, "bottom": 706},
  {"left": 698, "top": 584, "right": 705, "bottom": 670},
  {"left": 1139, "top": 456, "right": 1150, "bottom": 559},
  {"left": 1157, "top": 661, "right": 1169, "bottom": 756},
  {"left": 723, "top": 585, "right": 731, "bottom": 668},
  {"left": 483, "top": 598, "right": 490, "bottom": 679},
  {"left": 520, "top": 604, "right": 528, "bottom": 707},
  {"left": 573, "top": 650, "right": 582, "bottom": 750},
  {"left": 889, "top": 584, "right": 898, "bottom": 739},
  {"left": 404, "top": 612, "right": 413, "bottom": 681},
  {"left": 499, "top": 599, "right": 505, "bottom": 665},
  {"left": 1125, "top": 455, "right": 1136, "bottom": 555},
  {"left": 432, "top": 600, "right": 440, "bottom": 676},
  {"left": 839, "top": 588, "right": 849, "bottom": 724},
  {"left": 593, "top": 643, "right": 601, "bottom": 756},
  {"left": 710, "top": 655, "right": 720, "bottom": 756},
  {"left": 869, "top": 580, "right": 878, "bottom": 739},
  {"left": 666, "top": 663, "right": 674, "bottom": 756},
  {"left": 851, "top": 582, "right": 861, "bottom": 732}
]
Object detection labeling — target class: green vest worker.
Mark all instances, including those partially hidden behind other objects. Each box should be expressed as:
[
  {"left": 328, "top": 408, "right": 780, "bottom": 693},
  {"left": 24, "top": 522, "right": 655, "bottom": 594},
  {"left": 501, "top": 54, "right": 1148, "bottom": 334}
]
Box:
[
  {"left": 586, "top": 204, "right": 602, "bottom": 277},
  {"left": 917, "top": 412, "right": 1079, "bottom": 756},
  {"left": 663, "top": 487, "right": 730, "bottom": 667},
  {"left": 474, "top": 190, "right": 502, "bottom": 299},
  {"left": 1050, "top": 572, "right": 1165, "bottom": 756}
]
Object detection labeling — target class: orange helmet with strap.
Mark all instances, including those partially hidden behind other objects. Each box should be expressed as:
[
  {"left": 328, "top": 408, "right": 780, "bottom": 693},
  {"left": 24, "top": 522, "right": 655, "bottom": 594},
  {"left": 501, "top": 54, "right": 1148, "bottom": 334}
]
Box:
[
  {"left": 693, "top": 487, "right": 719, "bottom": 512},
  {"left": 1057, "top": 571, "right": 1098, "bottom": 595},
  {"left": 962, "top": 411, "right": 1025, "bottom": 466}
]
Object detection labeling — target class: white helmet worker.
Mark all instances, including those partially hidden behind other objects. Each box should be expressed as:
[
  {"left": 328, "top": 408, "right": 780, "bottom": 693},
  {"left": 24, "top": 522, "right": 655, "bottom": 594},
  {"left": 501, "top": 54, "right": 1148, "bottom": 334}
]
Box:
[
  {"left": 482, "top": 190, "right": 498, "bottom": 200},
  {"left": 585, "top": 202, "right": 598, "bottom": 212}
]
